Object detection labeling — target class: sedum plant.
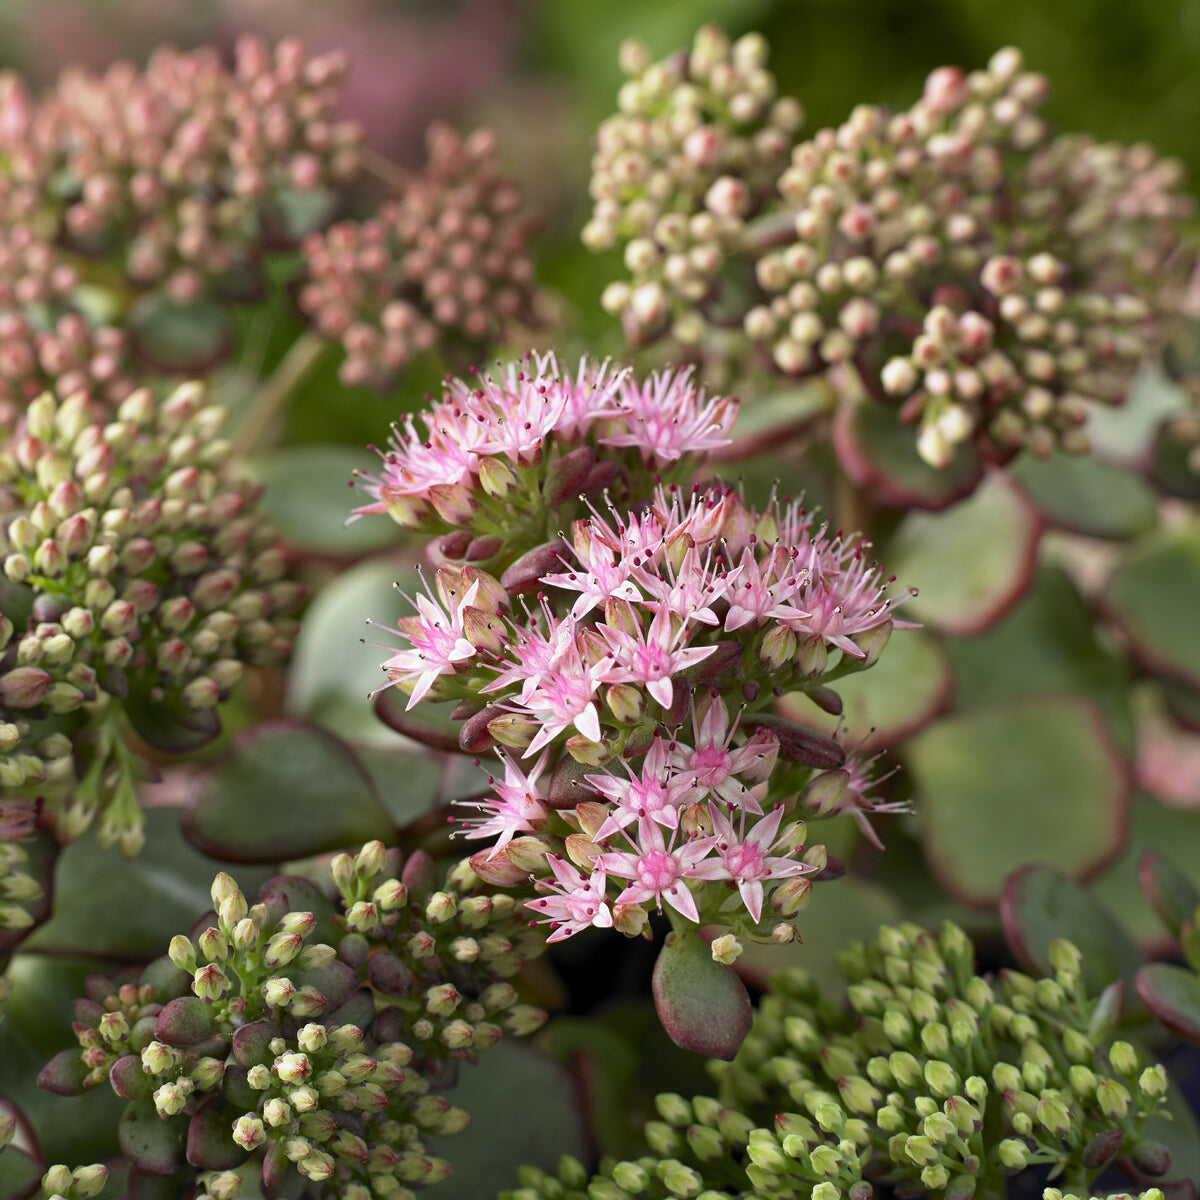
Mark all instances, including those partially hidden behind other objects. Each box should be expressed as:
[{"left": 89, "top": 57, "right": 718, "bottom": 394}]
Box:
[{"left": 0, "top": 14, "right": 1197, "bottom": 1200}]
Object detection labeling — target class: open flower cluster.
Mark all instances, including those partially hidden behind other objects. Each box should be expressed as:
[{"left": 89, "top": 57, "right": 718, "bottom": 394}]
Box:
[
  {"left": 360, "top": 355, "right": 910, "bottom": 951},
  {"left": 587, "top": 37, "right": 1193, "bottom": 473},
  {"left": 0, "top": 382, "right": 304, "bottom": 851},
  {"left": 504, "top": 922, "right": 1180, "bottom": 1200},
  {"left": 300, "top": 123, "right": 540, "bottom": 388},
  {"left": 351, "top": 351, "right": 736, "bottom": 555},
  {"left": 586, "top": 26, "right": 802, "bottom": 352},
  {"left": 38, "top": 843, "right": 546, "bottom": 1199}
]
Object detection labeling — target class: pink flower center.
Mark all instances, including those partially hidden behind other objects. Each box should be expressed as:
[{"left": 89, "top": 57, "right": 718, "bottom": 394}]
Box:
[
  {"left": 723, "top": 841, "right": 766, "bottom": 881},
  {"left": 637, "top": 849, "right": 680, "bottom": 891}
]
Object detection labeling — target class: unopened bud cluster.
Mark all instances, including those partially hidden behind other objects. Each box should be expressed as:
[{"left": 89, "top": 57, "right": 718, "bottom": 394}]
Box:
[
  {"left": 504, "top": 921, "right": 1179, "bottom": 1200},
  {"left": 300, "top": 123, "right": 539, "bottom": 388},
  {"left": 43, "top": 845, "right": 547, "bottom": 1198},
  {"left": 37, "top": 1162, "right": 108, "bottom": 1200},
  {"left": 587, "top": 26, "right": 802, "bottom": 351},
  {"left": 712, "top": 922, "right": 1171, "bottom": 1198},
  {"left": 0, "top": 37, "right": 360, "bottom": 314},
  {"left": 588, "top": 36, "right": 1192, "bottom": 473},
  {"left": 0, "top": 383, "right": 303, "bottom": 813},
  {"left": 0, "top": 807, "right": 41, "bottom": 929}
]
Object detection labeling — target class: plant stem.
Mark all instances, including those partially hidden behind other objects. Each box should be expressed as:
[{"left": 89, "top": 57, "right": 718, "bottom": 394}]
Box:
[{"left": 230, "top": 332, "right": 328, "bottom": 458}]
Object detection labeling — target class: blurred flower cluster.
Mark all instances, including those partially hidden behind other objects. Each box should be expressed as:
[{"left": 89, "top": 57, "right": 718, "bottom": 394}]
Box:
[{"left": 589, "top": 32, "right": 1194, "bottom": 470}]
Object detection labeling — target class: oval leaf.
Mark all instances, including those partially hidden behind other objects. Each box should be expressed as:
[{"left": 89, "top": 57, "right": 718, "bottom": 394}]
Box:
[
  {"left": 1000, "top": 864, "right": 1143, "bottom": 992},
  {"left": 184, "top": 720, "right": 394, "bottom": 862},
  {"left": 832, "top": 395, "right": 983, "bottom": 511},
  {"left": 781, "top": 628, "right": 952, "bottom": 751},
  {"left": 908, "top": 697, "right": 1129, "bottom": 905},
  {"left": 1011, "top": 451, "right": 1159, "bottom": 540},
  {"left": 118, "top": 1102, "right": 184, "bottom": 1175},
  {"left": 1139, "top": 851, "right": 1200, "bottom": 940},
  {"left": 1106, "top": 522, "right": 1200, "bottom": 691},
  {"left": 887, "top": 473, "right": 1042, "bottom": 635},
  {"left": 127, "top": 294, "right": 233, "bottom": 374},
  {"left": 0, "top": 1145, "right": 42, "bottom": 1200},
  {"left": 249, "top": 446, "right": 400, "bottom": 558},
  {"left": 1136, "top": 963, "right": 1200, "bottom": 1043},
  {"left": 651, "top": 927, "right": 752, "bottom": 1061}
]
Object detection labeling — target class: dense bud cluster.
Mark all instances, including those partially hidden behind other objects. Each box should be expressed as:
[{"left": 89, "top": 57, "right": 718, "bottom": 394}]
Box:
[
  {"left": 503, "top": 921, "right": 1179, "bottom": 1200},
  {"left": 588, "top": 37, "right": 1193, "bottom": 474},
  {"left": 359, "top": 355, "right": 909, "bottom": 953},
  {"left": 300, "top": 122, "right": 539, "bottom": 388},
  {"left": 36, "top": 1163, "right": 108, "bottom": 1200},
  {"left": 0, "top": 38, "right": 360, "bottom": 412},
  {"left": 0, "top": 382, "right": 304, "bottom": 851},
  {"left": 0, "top": 810, "right": 42, "bottom": 929},
  {"left": 39, "top": 844, "right": 546, "bottom": 1198},
  {"left": 0, "top": 37, "right": 359, "bottom": 299},
  {"left": 586, "top": 26, "right": 802, "bottom": 351}
]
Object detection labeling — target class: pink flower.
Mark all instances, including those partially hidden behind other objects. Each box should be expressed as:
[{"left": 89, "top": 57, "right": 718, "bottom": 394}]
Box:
[
  {"left": 540, "top": 516, "right": 648, "bottom": 618},
  {"left": 370, "top": 572, "right": 482, "bottom": 708},
  {"left": 490, "top": 626, "right": 609, "bottom": 756},
  {"left": 697, "top": 804, "right": 813, "bottom": 924},
  {"left": 458, "top": 751, "right": 552, "bottom": 856},
  {"left": 722, "top": 545, "right": 808, "bottom": 632},
  {"left": 596, "top": 821, "right": 718, "bottom": 924},
  {"left": 671, "top": 695, "right": 777, "bottom": 811},
  {"left": 586, "top": 735, "right": 691, "bottom": 838},
  {"left": 597, "top": 607, "right": 719, "bottom": 709},
  {"left": 526, "top": 854, "right": 614, "bottom": 942},
  {"left": 600, "top": 367, "right": 738, "bottom": 466}
]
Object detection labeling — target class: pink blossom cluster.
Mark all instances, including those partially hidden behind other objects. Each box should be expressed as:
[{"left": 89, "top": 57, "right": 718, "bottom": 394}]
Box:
[
  {"left": 369, "top": 477, "right": 908, "bottom": 939},
  {"left": 351, "top": 352, "right": 738, "bottom": 536}
]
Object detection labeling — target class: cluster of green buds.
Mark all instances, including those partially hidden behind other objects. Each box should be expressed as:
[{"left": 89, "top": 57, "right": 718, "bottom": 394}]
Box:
[
  {"left": 34, "top": 1163, "right": 108, "bottom": 1200},
  {"left": 0, "top": 835, "right": 42, "bottom": 930},
  {"left": 0, "top": 382, "right": 304, "bottom": 852},
  {"left": 38, "top": 843, "right": 546, "bottom": 1198},
  {"left": 503, "top": 919, "right": 1182, "bottom": 1200},
  {"left": 587, "top": 26, "right": 802, "bottom": 357},
  {"left": 299, "top": 122, "right": 540, "bottom": 388},
  {"left": 713, "top": 923, "right": 1173, "bottom": 1198},
  {"left": 586, "top": 33, "right": 1193, "bottom": 474}
]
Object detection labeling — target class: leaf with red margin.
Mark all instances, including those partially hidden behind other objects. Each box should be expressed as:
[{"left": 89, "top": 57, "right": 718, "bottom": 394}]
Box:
[
  {"left": 1136, "top": 963, "right": 1200, "bottom": 1043},
  {"left": 1105, "top": 521, "right": 1200, "bottom": 692},
  {"left": 907, "top": 697, "right": 1129, "bottom": 906},
  {"left": 1139, "top": 850, "right": 1200, "bottom": 941},
  {"left": 832, "top": 395, "right": 983, "bottom": 511},
  {"left": 886, "top": 473, "right": 1042, "bottom": 635},
  {"left": 183, "top": 720, "right": 394, "bottom": 863},
  {"left": 1010, "top": 451, "right": 1159, "bottom": 540},
  {"left": 779, "top": 628, "right": 953, "bottom": 752},
  {"left": 1164, "top": 682, "right": 1200, "bottom": 735},
  {"left": 1000, "top": 864, "right": 1143, "bottom": 992}
]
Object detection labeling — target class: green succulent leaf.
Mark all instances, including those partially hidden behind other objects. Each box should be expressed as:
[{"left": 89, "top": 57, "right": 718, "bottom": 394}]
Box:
[
  {"left": 1105, "top": 520, "right": 1200, "bottom": 691},
  {"left": 887, "top": 473, "right": 1041, "bottom": 635},
  {"left": 1000, "top": 864, "right": 1143, "bottom": 993},
  {"left": 126, "top": 294, "right": 233, "bottom": 374},
  {"left": 1010, "top": 450, "right": 1159, "bottom": 540},
  {"left": 1135, "top": 963, "right": 1200, "bottom": 1043},
  {"left": 907, "top": 697, "right": 1128, "bottom": 905},
  {"left": 183, "top": 720, "right": 395, "bottom": 862}
]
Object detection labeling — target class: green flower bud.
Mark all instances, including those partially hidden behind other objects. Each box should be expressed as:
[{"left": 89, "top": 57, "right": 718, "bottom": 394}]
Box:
[
  {"left": 1047, "top": 938, "right": 1083, "bottom": 978},
  {"left": 71, "top": 1164, "right": 108, "bottom": 1200},
  {"left": 1108, "top": 1041, "right": 1139, "bottom": 1076},
  {"left": 996, "top": 1138, "right": 1029, "bottom": 1170},
  {"left": 925, "top": 1060, "right": 960, "bottom": 1098},
  {"left": 1097, "top": 1078, "right": 1131, "bottom": 1119},
  {"left": 904, "top": 1134, "right": 938, "bottom": 1166},
  {"left": 1035, "top": 1092, "right": 1073, "bottom": 1135},
  {"left": 1139, "top": 1064, "right": 1169, "bottom": 1098}
]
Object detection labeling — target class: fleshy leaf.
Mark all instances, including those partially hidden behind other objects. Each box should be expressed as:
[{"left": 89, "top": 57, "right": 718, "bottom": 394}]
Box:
[
  {"left": 24, "top": 810, "right": 275, "bottom": 960},
  {"left": 886, "top": 473, "right": 1042, "bottom": 635},
  {"left": 35, "top": 1048, "right": 91, "bottom": 1097},
  {"left": 1010, "top": 451, "right": 1159, "bottom": 540},
  {"left": 183, "top": 720, "right": 394, "bottom": 862},
  {"left": 780, "top": 628, "right": 952, "bottom": 750},
  {"left": 1105, "top": 521, "right": 1200, "bottom": 691},
  {"left": 124, "top": 685, "right": 221, "bottom": 755},
  {"left": 186, "top": 1104, "right": 247, "bottom": 1171},
  {"left": 154, "top": 996, "right": 218, "bottom": 1046},
  {"left": 118, "top": 1101, "right": 183, "bottom": 1175},
  {"left": 1139, "top": 850, "right": 1200, "bottom": 940},
  {"left": 1084, "top": 365, "right": 1189, "bottom": 464},
  {"left": 285, "top": 557, "right": 419, "bottom": 745},
  {"left": 832, "top": 394, "right": 983, "bottom": 510},
  {"left": 1000, "top": 864, "right": 1143, "bottom": 992},
  {"left": 908, "top": 697, "right": 1128, "bottom": 905},
  {"left": 427, "top": 1040, "right": 589, "bottom": 1199},
  {"left": 651, "top": 926, "right": 752, "bottom": 1060},
  {"left": 109, "top": 1055, "right": 153, "bottom": 1102},
  {"left": 1136, "top": 963, "right": 1200, "bottom": 1043},
  {"left": 0, "top": 1144, "right": 41, "bottom": 1200},
  {"left": 249, "top": 446, "right": 400, "bottom": 558},
  {"left": 127, "top": 294, "right": 233, "bottom": 374}
]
